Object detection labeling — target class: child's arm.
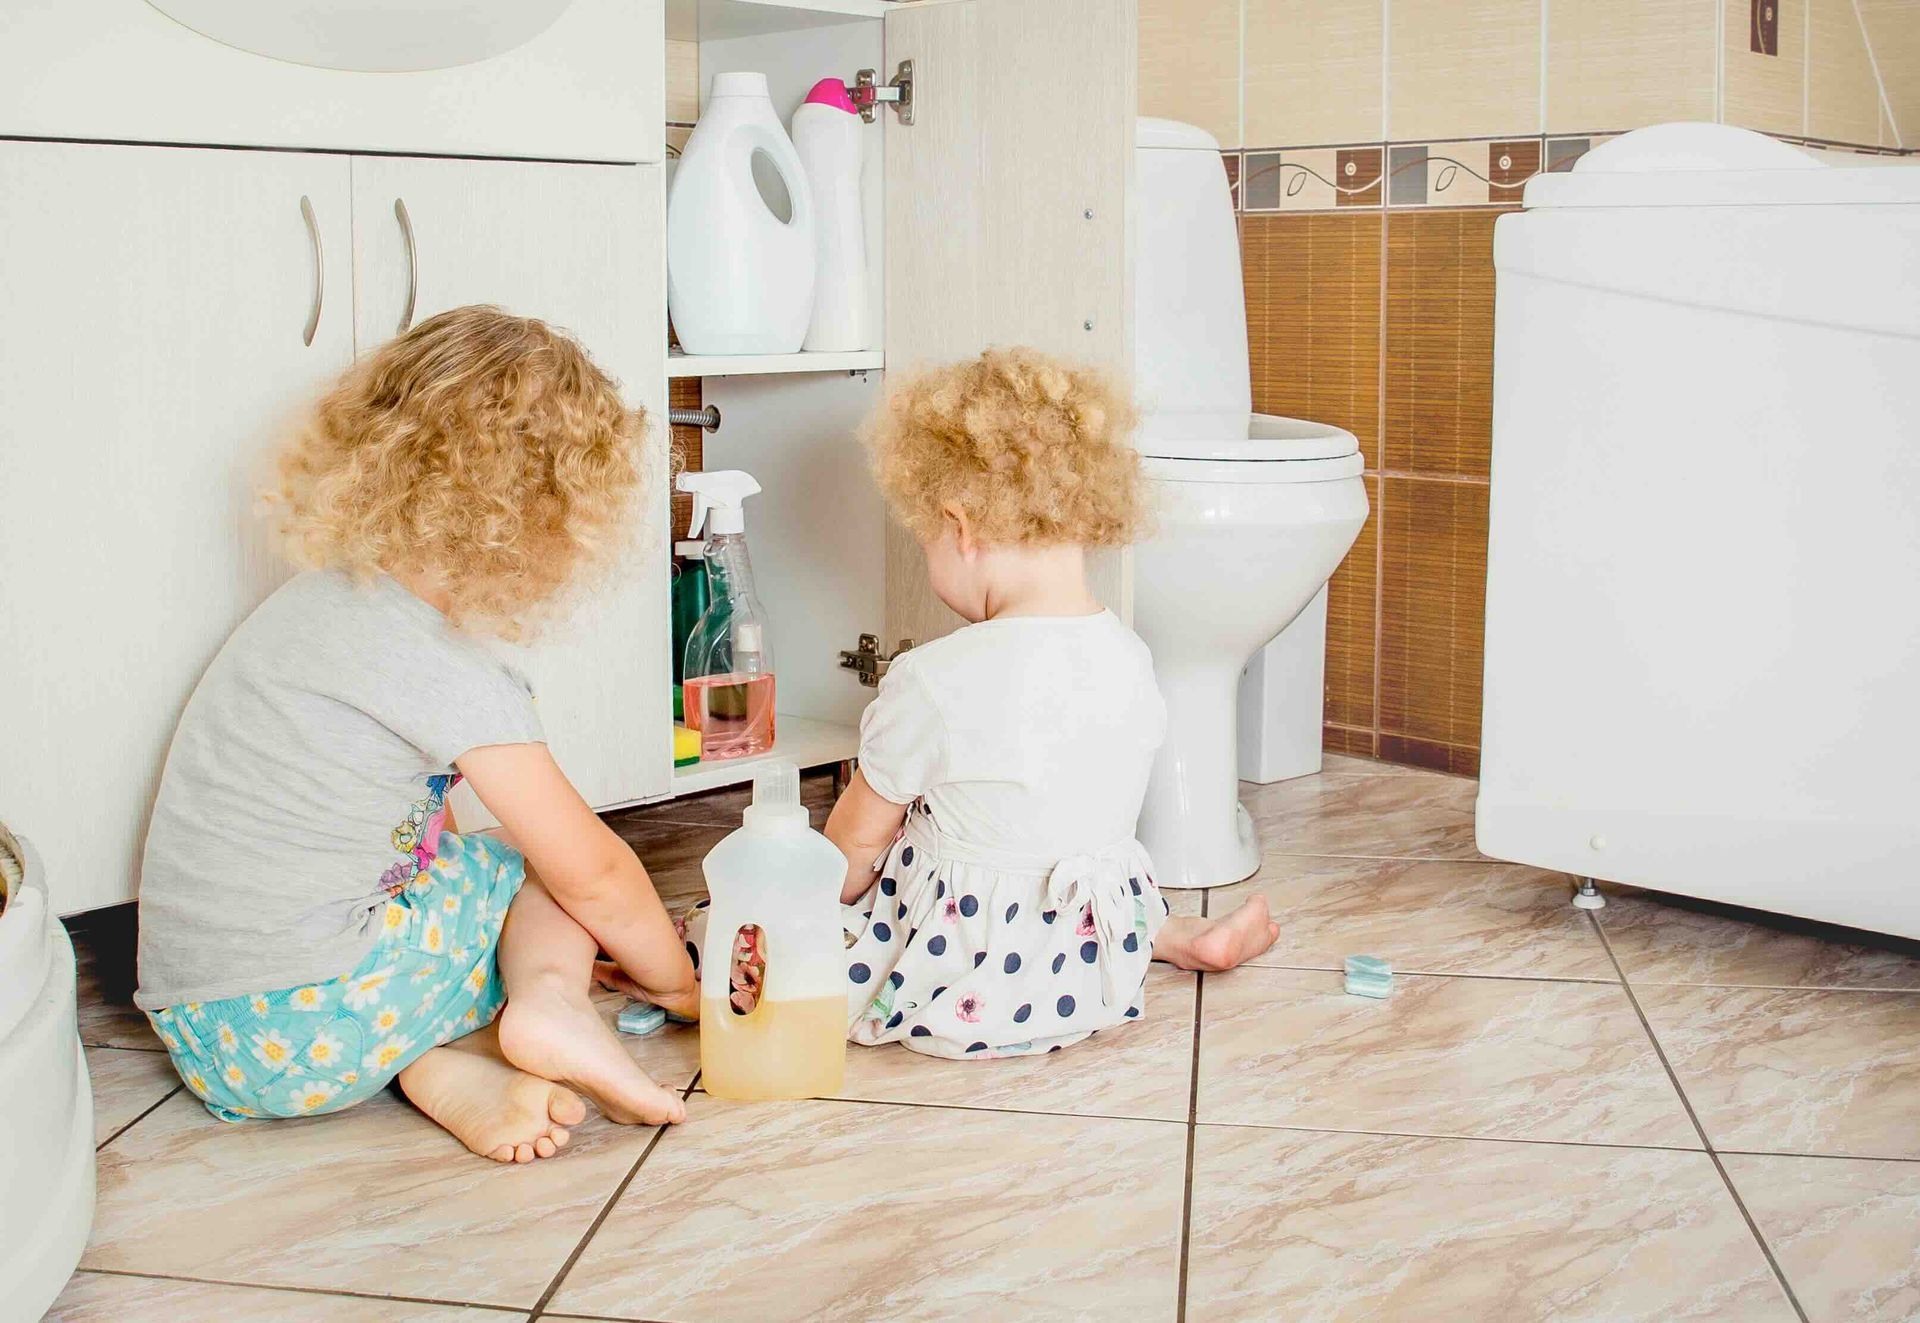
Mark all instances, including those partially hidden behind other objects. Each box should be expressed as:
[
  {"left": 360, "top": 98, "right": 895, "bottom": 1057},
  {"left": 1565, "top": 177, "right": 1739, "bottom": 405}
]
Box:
[
  {"left": 456, "top": 742, "right": 697, "bottom": 1018},
  {"left": 824, "top": 768, "right": 910, "bottom": 905}
]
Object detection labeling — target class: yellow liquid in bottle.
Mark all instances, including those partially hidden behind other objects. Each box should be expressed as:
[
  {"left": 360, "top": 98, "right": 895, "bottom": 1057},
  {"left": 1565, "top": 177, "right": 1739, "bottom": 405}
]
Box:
[{"left": 699, "top": 995, "right": 847, "bottom": 1102}]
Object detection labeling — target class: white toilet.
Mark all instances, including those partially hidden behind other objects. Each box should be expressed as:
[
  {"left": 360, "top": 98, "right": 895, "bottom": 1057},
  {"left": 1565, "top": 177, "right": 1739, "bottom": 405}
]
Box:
[{"left": 1130, "top": 118, "right": 1369, "bottom": 889}]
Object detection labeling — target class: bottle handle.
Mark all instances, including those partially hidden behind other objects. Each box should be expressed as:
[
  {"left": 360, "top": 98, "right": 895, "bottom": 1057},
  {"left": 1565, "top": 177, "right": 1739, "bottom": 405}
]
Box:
[{"left": 731, "top": 124, "right": 813, "bottom": 232}]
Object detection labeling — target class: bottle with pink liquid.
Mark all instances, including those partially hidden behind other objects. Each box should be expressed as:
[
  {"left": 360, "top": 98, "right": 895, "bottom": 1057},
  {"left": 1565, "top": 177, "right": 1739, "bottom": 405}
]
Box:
[{"left": 677, "top": 470, "right": 777, "bottom": 760}]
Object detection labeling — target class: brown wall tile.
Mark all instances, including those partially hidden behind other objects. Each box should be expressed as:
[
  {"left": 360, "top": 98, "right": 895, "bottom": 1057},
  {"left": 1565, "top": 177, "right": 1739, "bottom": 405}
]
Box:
[
  {"left": 1810, "top": 0, "right": 1888, "bottom": 145},
  {"left": 1323, "top": 723, "right": 1380, "bottom": 757},
  {"left": 1383, "top": 209, "right": 1503, "bottom": 478},
  {"left": 1325, "top": 474, "right": 1379, "bottom": 732},
  {"left": 668, "top": 376, "right": 704, "bottom": 542},
  {"left": 1242, "top": 212, "right": 1384, "bottom": 467},
  {"left": 1378, "top": 732, "right": 1481, "bottom": 776},
  {"left": 1379, "top": 476, "right": 1489, "bottom": 759}
]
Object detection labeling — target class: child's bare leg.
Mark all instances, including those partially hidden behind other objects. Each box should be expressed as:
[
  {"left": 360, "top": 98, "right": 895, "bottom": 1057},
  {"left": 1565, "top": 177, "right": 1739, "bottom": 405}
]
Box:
[
  {"left": 1152, "top": 894, "right": 1281, "bottom": 972},
  {"left": 495, "top": 877, "right": 688, "bottom": 1126},
  {"left": 396, "top": 1022, "right": 586, "bottom": 1163}
]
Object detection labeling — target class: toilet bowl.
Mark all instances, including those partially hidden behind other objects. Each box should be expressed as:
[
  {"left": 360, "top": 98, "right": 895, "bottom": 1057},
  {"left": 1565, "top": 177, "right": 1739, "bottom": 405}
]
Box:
[{"left": 1130, "top": 118, "right": 1369, "bottom": 889}]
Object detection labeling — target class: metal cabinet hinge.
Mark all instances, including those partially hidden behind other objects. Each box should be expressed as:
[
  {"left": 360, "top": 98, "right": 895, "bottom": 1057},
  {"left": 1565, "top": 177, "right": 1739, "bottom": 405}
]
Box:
[
  {"left": 850, "top": 60, "right": 913, "bottom": 126},
  {"left": 839, "top": 634, "right": 914, "bottom": 687}
]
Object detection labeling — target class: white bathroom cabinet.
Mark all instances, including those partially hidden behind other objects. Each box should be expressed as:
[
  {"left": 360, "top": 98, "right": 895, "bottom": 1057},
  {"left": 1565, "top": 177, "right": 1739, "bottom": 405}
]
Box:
[
  {"left": 0, "top": 141, "right": 667, "bottom": 909},
  {"left": 0, "top": 0, "right": 1135, "bottom": 911}
]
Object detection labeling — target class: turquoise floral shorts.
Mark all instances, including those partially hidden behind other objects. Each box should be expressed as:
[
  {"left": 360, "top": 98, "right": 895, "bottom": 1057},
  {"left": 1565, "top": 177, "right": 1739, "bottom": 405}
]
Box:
[{"left": 147, "top": 831, "right": 525, "bottom": 1122}]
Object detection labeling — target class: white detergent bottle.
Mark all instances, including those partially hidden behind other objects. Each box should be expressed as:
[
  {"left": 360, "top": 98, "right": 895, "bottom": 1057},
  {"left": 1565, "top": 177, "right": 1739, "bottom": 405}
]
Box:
[
  {"left": 791, "top": 77, "right": 870, "bottom": 352},
  {"left": 667, "top": 71, "right": 816, "bottom": 355},
  {"left": 700, "top": 761, "right": 848, "bottom": 1101}
]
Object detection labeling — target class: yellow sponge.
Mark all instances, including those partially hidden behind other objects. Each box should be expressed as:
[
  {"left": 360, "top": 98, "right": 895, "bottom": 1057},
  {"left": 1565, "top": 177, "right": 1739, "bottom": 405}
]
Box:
[{"left": 673, "top": 723, "right": 701, "bottom": 768}]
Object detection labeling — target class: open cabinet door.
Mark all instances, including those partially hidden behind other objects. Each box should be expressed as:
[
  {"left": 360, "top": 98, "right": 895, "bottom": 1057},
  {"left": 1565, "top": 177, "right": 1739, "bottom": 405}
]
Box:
[{"left": 882, "top": 0, "right": 1136, "bottom": 647}]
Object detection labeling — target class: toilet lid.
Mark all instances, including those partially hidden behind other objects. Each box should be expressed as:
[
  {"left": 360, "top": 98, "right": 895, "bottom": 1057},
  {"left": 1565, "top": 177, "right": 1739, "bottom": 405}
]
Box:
[{"left": 1138, "top": 413, "right": 1361, "bottom": 462}]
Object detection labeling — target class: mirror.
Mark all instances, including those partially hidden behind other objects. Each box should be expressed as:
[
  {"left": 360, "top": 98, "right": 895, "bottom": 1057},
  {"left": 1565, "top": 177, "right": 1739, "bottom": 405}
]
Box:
[{"left": 145, "top": 0, "right": 575, "bottom": 73}]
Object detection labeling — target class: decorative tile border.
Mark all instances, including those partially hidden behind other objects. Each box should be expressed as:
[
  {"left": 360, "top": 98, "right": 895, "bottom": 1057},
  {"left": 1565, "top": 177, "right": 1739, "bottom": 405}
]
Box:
[{"left": 1228, "top": 134, "right": 1614, "bottom": 214}]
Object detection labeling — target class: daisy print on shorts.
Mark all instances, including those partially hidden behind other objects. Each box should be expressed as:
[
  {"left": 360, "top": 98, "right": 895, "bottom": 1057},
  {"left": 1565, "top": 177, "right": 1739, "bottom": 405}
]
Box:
[{"left": 343, "top": 966, "right": 395, "bottom": 1010}]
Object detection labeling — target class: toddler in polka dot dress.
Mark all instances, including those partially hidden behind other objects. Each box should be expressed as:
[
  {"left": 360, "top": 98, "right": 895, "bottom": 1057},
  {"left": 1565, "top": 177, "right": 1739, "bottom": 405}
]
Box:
[{"left": 707, "top": 349, "right": 1279, "bottom": 1060}]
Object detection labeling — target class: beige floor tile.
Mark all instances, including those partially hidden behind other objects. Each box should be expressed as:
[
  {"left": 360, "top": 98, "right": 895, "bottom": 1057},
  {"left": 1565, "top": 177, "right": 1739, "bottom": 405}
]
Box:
[
  {"left": 88, "top": 1046, "right": 182, "bottom": 1145},
  {"left": 1166, "top": 887, "right": 1203, "bottom": 916},
  {"left": 48, "top": 1272, "right": 519, "bottom": 1322},
  {"left": 607, "top": 817, "right": 728, "bottom": 911},
  {"left": 1598, "top": 888, "right": 1920, "bottom": 990},
  {"left": 1187, "top": 1127, "right": 1794, "bottom": 1322},
  {"left": 1638, "top": 985, "right": 1920, "bottom": 1159},
  {"left": 1198, "top": 966, "right": 1696, "bottom": 1146},
  {"left": 1723, "top": 1154, "right": 1920, "bottom": 1322},
  {"left": 833, "top": 964, "right": 1196, "bottom": 1121},
  {"left": 82, "top": 1007, "right": 699, "bottom": 1308},
  {"left": 550, "top": 1096, "right": 1186, "bottom": 1321},
  {"left": 1211, "top": 855, "right": 1614, "bottom": 980},
  {"left": 1243, "top": 769, "right": 1487, "bottom": 862}
]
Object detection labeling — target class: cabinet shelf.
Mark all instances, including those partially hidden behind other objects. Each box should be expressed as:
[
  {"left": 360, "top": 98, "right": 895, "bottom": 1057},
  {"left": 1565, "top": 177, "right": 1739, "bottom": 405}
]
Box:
[
  {"left": 667, "top": 349, "right": 883, "bottom": 379},
  {"left": 667, "top": 713, "right": 858, "bottom": 795}
]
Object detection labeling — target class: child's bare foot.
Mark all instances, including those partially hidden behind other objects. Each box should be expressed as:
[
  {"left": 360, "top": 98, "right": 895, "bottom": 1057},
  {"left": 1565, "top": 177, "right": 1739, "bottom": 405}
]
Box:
[
  {"left": 397, "top": 1040, "right": 585, "bottom": 1163},
  {"left": 1152, "top": 896, "right": 1281, "bottom": 972},
  {"left": 499, "top": 981, "right": 688, "bottom": 1126}
]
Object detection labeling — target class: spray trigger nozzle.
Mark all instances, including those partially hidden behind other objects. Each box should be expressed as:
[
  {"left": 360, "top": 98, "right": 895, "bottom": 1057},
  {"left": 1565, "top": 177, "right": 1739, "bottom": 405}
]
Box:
[{"left": 677, "top": 469, "right": 763, "bottom": 538}]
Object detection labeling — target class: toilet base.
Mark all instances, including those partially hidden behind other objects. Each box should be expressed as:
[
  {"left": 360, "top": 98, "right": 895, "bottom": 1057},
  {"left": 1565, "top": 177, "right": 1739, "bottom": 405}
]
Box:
[{"left": 1153, "top": 802, "right": 1260, "bottom": 891}]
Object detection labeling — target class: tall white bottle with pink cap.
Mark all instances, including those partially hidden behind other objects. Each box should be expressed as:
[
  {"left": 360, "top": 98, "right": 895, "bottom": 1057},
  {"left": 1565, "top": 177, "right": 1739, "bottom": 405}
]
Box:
[{"left": 790, "top": 77, "right": 871, "bottom": 352}]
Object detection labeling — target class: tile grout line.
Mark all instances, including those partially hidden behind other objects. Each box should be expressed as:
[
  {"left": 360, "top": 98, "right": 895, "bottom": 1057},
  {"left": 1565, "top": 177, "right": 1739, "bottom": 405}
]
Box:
[
  {"left": 1174, "top": 888, "right": 1211, "bottom": 1322},
  {"left": 96, "top": 1084, "right": 183, "bottom": 1152},
  {"left": 1586, "top": 910, "right": 1810, "bottom": 1322},
  {"left": 71, "top": 1266, "right": 527, "bottom": 1314},
  {"left": 526, "top": 1073, "right": 703, "bottom": 1322}
]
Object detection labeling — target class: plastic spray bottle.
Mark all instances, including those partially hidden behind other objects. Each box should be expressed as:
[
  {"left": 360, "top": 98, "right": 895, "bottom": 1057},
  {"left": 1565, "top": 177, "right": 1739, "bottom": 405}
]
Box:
[
  {"left": 676, "top": 470, "right": 776, "bottom": 759},
  {"left": 700, "top": 760, "right": 848, "bottom": 1101}
]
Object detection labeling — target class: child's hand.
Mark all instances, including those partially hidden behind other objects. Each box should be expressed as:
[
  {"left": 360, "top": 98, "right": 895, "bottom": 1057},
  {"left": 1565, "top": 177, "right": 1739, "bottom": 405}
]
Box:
[{"left": 594, "top": 960, "right": 701, "bottom": 1022}]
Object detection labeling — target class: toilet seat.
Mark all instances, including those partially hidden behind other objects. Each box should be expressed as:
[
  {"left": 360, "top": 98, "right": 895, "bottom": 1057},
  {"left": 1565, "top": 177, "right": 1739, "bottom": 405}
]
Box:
[{"left": 1140, "top": 413, "right": 1363, "bottom": 483}]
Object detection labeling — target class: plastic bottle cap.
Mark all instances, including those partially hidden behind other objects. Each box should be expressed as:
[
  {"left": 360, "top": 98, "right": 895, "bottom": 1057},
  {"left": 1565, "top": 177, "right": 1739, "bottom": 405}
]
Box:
[
  {"left": 710, "top": 71, "right": 770, "bottom": 99},
  {"left": 744, "top": 759, "right": 806, "bottom": 831},
  {"left": 804, "top": 77, "right": 860, "bottom": 114},
  {"left": 674, "top": 540, "right": 707, "bottom": 559}
]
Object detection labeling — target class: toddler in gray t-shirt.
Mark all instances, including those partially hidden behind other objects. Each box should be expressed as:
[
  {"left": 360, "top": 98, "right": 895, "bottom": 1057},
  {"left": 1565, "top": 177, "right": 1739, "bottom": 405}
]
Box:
[{"left": 135, "top": 306, "right": 697, "bottom": 1163}]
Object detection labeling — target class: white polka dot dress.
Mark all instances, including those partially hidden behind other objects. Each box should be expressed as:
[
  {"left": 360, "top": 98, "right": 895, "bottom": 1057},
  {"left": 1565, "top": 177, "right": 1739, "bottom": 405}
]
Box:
[{"left": 841, "top": 805, "right": 1169, "bottom": 1059}]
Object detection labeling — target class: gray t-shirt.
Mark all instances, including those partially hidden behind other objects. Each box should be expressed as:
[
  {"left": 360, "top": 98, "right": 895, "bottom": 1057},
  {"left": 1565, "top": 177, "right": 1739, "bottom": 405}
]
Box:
[{"left": 135, "top": 570, "right": 543, "bottom": 1008}]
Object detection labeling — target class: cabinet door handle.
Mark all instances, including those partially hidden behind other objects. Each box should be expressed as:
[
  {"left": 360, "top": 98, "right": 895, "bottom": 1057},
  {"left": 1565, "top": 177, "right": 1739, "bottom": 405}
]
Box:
[
  {"left": 395, "top": 197, "right": 418, "bottom": 335},
  {"left": 300, "top": 194, "right": 323, "bottom": 347}
]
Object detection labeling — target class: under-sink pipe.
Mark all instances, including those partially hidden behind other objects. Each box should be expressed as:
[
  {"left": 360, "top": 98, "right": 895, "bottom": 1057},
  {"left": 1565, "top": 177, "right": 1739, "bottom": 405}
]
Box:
[{"left": 668, "top": 405, "right": 721, "bottom": 432}]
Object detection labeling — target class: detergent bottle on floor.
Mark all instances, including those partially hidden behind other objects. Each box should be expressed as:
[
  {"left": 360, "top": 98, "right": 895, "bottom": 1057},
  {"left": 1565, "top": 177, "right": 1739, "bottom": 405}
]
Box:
[
  {"left": 677, "top": 469, "right": 775, "bottom": 759},
  {"left": 700, "top": 761, "right": 848, "bottom": 1101}
]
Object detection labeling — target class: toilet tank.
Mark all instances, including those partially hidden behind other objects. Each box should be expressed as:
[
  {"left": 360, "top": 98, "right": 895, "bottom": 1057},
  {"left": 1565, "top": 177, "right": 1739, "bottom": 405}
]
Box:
[
  {"left": 1133, "top": 117, "right": 1251, "bottom": 445},
  {"left": 1477, "top": 123, "right": 1920, "bottom": 938}
]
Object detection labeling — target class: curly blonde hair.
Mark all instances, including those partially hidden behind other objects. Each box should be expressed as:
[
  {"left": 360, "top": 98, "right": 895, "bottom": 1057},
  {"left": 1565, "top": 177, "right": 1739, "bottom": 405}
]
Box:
[
  {"left": 272, "top": 305, "right": 647, "bottom": 636},
  {"left": 868, "top": 348, "right": 1143, "bottom": 547}
]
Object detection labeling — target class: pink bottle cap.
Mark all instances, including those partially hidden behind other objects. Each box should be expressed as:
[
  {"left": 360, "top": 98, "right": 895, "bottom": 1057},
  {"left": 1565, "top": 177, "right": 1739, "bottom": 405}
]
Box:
[{"left": 804, "top": 77, "right": 859, "bottom": 114}]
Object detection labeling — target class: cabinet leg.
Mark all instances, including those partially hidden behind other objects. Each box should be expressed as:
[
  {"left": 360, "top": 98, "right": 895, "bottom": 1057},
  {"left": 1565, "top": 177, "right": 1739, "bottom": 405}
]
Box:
[{"left": 1572, "top": 877, "right": 1606, "bottom": 911}]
